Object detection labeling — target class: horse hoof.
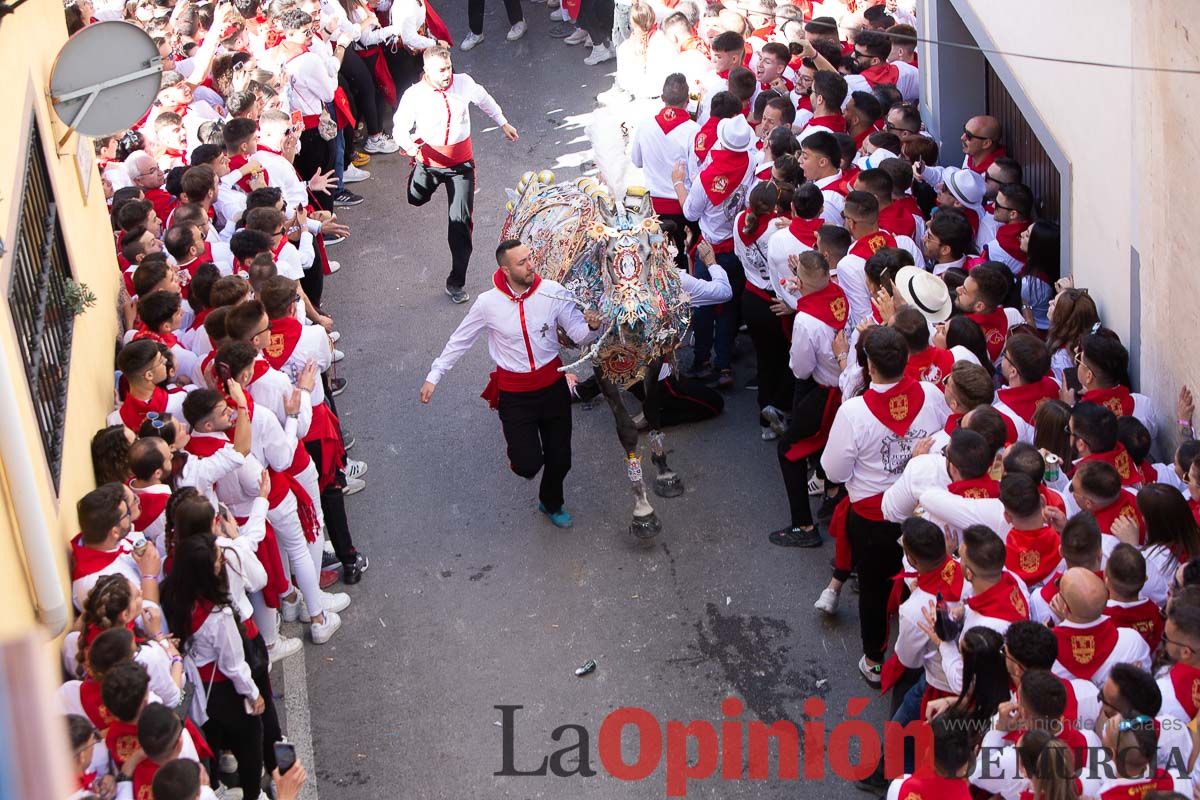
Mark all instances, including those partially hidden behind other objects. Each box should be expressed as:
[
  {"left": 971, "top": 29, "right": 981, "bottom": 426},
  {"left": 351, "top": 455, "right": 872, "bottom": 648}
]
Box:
[
  {"left": 654, "top": 474, "right": 684, "bottom": 498},
  {"left": 630, "top": 513, "right": 662, "bottom": 540}
]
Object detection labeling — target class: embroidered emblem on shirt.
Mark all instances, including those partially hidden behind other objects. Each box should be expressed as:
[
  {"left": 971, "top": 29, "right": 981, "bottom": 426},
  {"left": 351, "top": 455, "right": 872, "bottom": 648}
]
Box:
[
  {"left": 1011, "top": 589, "right": 1028, "bottom": 618},
  {"left": 867, "top": 233, "right": 888, "bottom": 253},
  {"left": 830, "top": 296, "right": 848, "bottom": 323},
  {"left": 712, "top": 176, "right": 728, "bottom": 194},
  {"left": 1019, "top": 548, "right": 1041, "bottom": 574},
  {"left": 888, "top": 395, "right": 908, "bottom": 421},
  {"left": 266, "top": 332, "right": 286, "bottom": 358},
  {"left": 1114, "top": 450, "right": 1132, "bottom": 479},
  {"left": 1070, "top": 634, "right": 1096, "bottom": 664}
]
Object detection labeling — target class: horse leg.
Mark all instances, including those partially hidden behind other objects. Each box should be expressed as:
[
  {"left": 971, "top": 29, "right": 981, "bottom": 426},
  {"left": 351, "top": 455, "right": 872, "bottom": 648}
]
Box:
[
  {"left": 593, "top": 366, "right": 661, "bottom": 539},
  {"left": 644, "top": 361, "right": 684, "bottom": 498}
]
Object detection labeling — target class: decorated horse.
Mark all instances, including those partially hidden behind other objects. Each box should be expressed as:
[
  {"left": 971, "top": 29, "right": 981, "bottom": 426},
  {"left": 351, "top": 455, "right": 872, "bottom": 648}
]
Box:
[{"left": 501, "top": 171, "right": 691, "bottom": 539}]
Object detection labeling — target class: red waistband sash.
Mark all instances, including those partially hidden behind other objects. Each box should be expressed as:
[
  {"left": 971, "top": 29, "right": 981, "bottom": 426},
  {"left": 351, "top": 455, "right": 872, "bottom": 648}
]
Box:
[
  {"left": 303, "top": 402, "right": 347, "bottom": 492},
  {"left": 784, "top": 386, "right": 842, "bottom": 462},
  {"left": 481, "top": 357, "right": 564, "bottom": 410},
  {"left": 650, "top": 196, "right": 684, "bottom": 216}
]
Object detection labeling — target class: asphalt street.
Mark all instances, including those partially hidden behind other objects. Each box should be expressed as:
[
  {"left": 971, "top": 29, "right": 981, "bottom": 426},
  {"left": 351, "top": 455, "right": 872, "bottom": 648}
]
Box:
[{"left": 296, "top": 5, "right": 889, "bottom": 796}]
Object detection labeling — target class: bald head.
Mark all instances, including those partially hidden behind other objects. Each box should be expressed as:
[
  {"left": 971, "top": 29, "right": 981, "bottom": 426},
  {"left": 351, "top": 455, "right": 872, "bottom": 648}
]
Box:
[
  {"left": 972, "top": 115, "right": 1001, "bottom": 141},
  {"left": 1060, "top": 567, "right": 1109, "bottom": 622}
]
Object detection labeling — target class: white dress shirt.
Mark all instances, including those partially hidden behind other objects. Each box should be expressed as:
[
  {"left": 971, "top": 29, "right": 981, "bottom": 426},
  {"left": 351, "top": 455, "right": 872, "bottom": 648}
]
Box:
[
  {"left": 392, "top": 73, "right": 507, "bottom": 166},
  {"left": 630, "top": 107, "right": 700, "bottom": 202}
]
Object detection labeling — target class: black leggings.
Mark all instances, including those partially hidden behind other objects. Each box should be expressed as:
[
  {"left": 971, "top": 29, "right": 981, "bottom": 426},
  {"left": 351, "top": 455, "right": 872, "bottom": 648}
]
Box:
[
  {"left": 294, "top": 128, "right": 333, "bottom": 211},
  {"left": 468, "top": 0, "right": 523, "bottom": 35},
  {"left": 341, "top": 47, "right": 384, "bottom": 135},
  {"left": 776, "top": 379, "right": 831, "bottom": 529},
  {"left": 304, "top": 434, "right": 358, "bottom": 566},
  {"left": 498, "top": 379, "right": 573, "bottom": 513},
  {"left": 202, "top": 635, "right": 280, "bottom": 799}
]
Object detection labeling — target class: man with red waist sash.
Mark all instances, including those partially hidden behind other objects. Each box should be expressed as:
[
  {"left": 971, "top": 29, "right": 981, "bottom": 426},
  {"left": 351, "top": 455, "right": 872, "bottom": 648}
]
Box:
[
  {"left": 819, "top": 325, "right": 949, "bottom": 685},
  {"left": 393, "top": 47, "right": 519, "bottom": 305},
  {"left": 421, "top": 240, "right": 601, "bottom": 528},
  {"left": 630, "top": 73, "right": 701, "bottom": 272}
]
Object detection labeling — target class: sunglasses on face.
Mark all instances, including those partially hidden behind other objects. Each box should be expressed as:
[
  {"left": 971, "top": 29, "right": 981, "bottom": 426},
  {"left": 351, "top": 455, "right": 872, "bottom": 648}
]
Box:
[
  {"left": 962, "top": 127, "right": 988, "bottom": 141},
  {"left": 884, "top": 121, "right": 918, "bottom": 134}
]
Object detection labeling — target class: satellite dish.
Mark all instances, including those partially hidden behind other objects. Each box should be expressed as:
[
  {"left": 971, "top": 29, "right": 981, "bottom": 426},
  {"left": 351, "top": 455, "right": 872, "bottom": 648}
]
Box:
[{"left": 49, "top": 21, "right": 163, "bottom": 140}]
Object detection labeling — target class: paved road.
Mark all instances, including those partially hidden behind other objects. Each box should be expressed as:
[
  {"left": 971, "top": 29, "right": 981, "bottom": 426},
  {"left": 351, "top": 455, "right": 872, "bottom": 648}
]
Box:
[{"left": 297, "top": 5, "right": 888, "bottom": 796}]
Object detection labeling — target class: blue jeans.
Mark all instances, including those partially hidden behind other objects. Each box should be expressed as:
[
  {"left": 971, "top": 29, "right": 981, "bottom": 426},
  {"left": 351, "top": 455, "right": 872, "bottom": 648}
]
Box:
[
  {"left": 891, "top": 674, "right": 926, "bottom": 775},
  {"left": 689, "top": 250, "right": 744, "bottom": 370},
  {"left": 334, "top": 124, "right": 346, "bottom": 194}
]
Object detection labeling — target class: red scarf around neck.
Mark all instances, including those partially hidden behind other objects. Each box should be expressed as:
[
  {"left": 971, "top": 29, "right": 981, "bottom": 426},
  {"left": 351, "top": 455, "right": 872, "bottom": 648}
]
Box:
[
  {"left": 1053, "top": 617, "right": 1119, "bottom": 681},
  {"left": 997, "top": 376, "right": 1059, "bottom": 424},
  {"left": 806, "top": 113, "right": 847, "bottom": 133},
  {"left": 1004, "top": 525, "right": 1063, "bottom": 588},
  {"left": 905, "top": 346, "right": 954, "bottom": 386},
  {"left": 947, "top": 475, "right": 1001, "bottom": 499},
  {"left": 862, "top": 377, "right": 927, "bottom": 436},
  {"left": 993, "top": 220, "right": 1030, "bottom": 266},
  {"left": 1080, "top": 385, "right": 1135, "bottom": 419},
  {"left": 119, "top": 386, "right": 168, "bottom": 431},
  {"left": 1090, "top": 489, "right": 1145, "bottom": 541},
  {"left": 693, "top": 117, "right": 720, "bottom": 163},
  {"left": 493, "top": 268, "right": 542, "bottom": 301},
  {"left": 967, "top": 307, "right": 1009, "bottom": 362},
  {"left": 699, "top": 149, "right": 750, "bottom": 205},
  {"left": 655, "top": 106, "right": 691, "bottom": 135},
  {"left": 794, "top": 281, "right": 848, "bottom": 330},
  {"left": 1079, "top": 445, "right": 1141, "bottom": 488},
  {"left": 877, "top": 201, "right": 917, "bottom": 238},
  {"left": 860, "top": 62, "right": 900, "bottom": 88},
  {"left": 786, "top": 215, "right": 823, "bottom": 247},
  {"left": 1105, "top": 599, "right": 1164, "bottom": 651},
  {"left": 737, "top": 211, "right": 777, "bottom": 245},
  {"left": 965, "top": 571, "right": 1029, "bottom": 623},
  {"left": 893, "top": 769, "right": 971, "bottom": 800},
  {"left": 262, "top": 316, "right": 303, "bottom": 370},
  {"left": 848, "top": 230, "right": 896, "bottom": 260},
  {"left": 1166, "top": 661, "right": 1200, "bottom": 719}
]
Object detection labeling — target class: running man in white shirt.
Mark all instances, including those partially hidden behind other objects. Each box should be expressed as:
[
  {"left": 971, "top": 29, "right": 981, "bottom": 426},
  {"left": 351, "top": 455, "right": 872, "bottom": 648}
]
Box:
[
  {"left": 393, "top": 47, "right": 519, "bottom": 304},
  {"left": 421, "top": 240, "right": 600, "bottom": 528}
]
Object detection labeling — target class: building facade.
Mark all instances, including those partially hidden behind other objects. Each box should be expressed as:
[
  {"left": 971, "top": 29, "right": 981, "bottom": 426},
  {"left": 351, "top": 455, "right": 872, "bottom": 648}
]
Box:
[{"left": 919, "top": 0, "right": 1200, "bottom": 456}]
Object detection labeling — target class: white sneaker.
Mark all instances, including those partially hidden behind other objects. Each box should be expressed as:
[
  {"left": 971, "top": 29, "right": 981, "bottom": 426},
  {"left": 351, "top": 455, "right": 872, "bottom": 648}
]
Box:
[
  {"left": 506, "top": 20, "right": 527, "bottom": 40},
  {"left": 583, "top": 43, "right": 615, "bottom": 65},
  {"left": 546, "top": 0, "right": 560, "bottom": 6},
  {"left": 327, "top": 260, "right": 341, "bottom": 274},
  {"left": 267, "top": 636, "right": 303, "bottom": 663},
  {"left": 760, "top": 428, "right": 778, "bottom": 441},
  {"left": 331, "top": 348, "right": 345, "bottom": 363},
  {"left": 364, "top": 133, "right": 399, "bottom": 154},
  {"left": 329, "top": 330, "right": 341, "bottom": 343},
  {"left": 460, "top": 31, "right": 484, "bottom": 50},
  {"left": 814, "top": 588, "right": 839, "bottom": 615},
  {"left": 321, "top": 591, "right": 351, "bottom": 614},
  {"left": 549, "top": 7, "right": 568, "bottom": 20},
  {"left": 214, "top": 787, "right": 244, "bottom": 800},
  {"left": 342, "top": 476, "right": 366, "bottom": 496},
  {"left": 563, "top": 27, "right": 589, "bottom": 45},
  {"left": 807, "top": 474, "right": 825, "bottom": 496},
  {"left": 280, "top": 593, "right": 303, "bottom": 623},
  {"left": 344, "top": 459, "right": 368, "bottom": 480},
  {"left": 343, "top": 164, "right": 371, "bottom": 183},
  {"left": 310, "top": 610, "right": 342, "bottom": 644},
  {"left": 858, "top": 655, "right": 882, "bottom": 686},
  {"left": 218, "top": 753, "right": 238, "bottom": 774}
]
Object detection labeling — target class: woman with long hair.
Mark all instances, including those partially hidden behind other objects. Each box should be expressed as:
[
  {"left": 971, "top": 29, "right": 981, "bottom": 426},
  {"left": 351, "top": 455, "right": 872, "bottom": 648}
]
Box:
[
  {"left": 613, "top": 2, "right": 671, "bottom": 98},
  {"left": 1017, "top": 731, "right": 1080, "bottom": 800},
  {"left": 162, "top": 534, "right": 278, "bottom": 799},
  {"left": 934, "top": 316, "right": 993, "bottom": 376},
  {"left": 1136, "top": 484, "right": 1200, "bottom": 606},
  {"left": 92, "top": 425, "right": 134, "bottom": 487},
  {"left": 946, "top": 626, "right": 1010, "bottom": 722},
  {"left": 1032, "top": 399, "right": 1073, "bottom": 467},
  {"left": 68, "top": 575, "right": 184, "bottom": 709},
  {"left": 1046, "top": 287, "right": 1099, "bottom": 385},
  {"left": 1019, "top": 220, "right": 1060, "bottom": 334}
]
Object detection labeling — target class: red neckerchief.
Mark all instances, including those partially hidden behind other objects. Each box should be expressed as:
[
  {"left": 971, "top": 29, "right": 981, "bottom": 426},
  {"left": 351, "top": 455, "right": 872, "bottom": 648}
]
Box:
[
  {"left": 805, "top": 113, "right": 847, "bottom": 133},
  {"left": 132, "top": 485, "right": 170, "bottom": 531},
  {"left": 1091, "top": 489, "right": 1145, "bottom": 542},
  {"left": 493, "top": 267, "right": 542, "bottom": 301},
  {"left": 68, "top": 532, "right": 127, "bottom": 582},
  {"left": 786, "top": 215, "right": 823, "bottom": 247},
  {"left": 1166, "top": 661, "right": 1200, "bottom": 719},
  {"left": 1079, "top": 445, "right": 1141, "bottom": 488},
  {"left": 1080, "top": 385, "right": 1135, "bottom": 418},
  {"left": 994, "top": 221, "right": 1030, "bottom": 266},
  {"left": 133, "top": 757, "right": 164, "bottom": 799},
  {"left": 968, "top": 145, "right": 1006, "bottom": 175},
  {"left": 905, "top": 346, "right": 954, "bottom": 386},
  {"left": 751, "top": 22, "right": 775, "bottom": 39},
  {"left": 878, "top": 201, "right": 917, "bottom": 238},
  {"left": 965, "top": 571, "right": 1029, "bottom": 622},
  {"left": 796, "top": 93, "right": 812, "bottom": 112},
  {"left": 852, "top": 125, "right": 872, "bottom": 150},
  {"left": 184, "top": 433, "right": 230, "bottom": 458},
  {"left": 105, "top": 718, "right": 140, "bottom": 769},
  {"left": 889, "top": 555, "right": 967, "bottom": 616},
  {"left": 947, "top": 475, "right": 1001, "bottom": 499},
  {"left": 1053, "top": 617, "right": 1119, "bottom": 681},
  {"left": 942, "top": 412, "right": 962, "bottom": 435},
  {"left": 1105, "top": 599, "right": 1165, "bottom": 652},
  {"left": 957, "top": 204, "right": 980, "bottom": 236},
  {"left": 655, "top": 106, "right": 690, "bottom": 135},
  {"left": 893, "top": 769, "right": 972, "bottom": 800},
  {"left": 162, "top": 147, "right": 189, "bottom": 165},
  {"left": 862, "top": 377, "right": 927, "bottom": 436},
  {"left": 1137, "top": 460, "right": 1158, "bottom": 486},
  {"left": 737, "top": 211, "right": 777, "bottom": 245},
  {"left": 699, "top": 149, "right": 750, "bottom": 205},
  {"left": 1004, "top": 525, "right": 1063, "bottom": 588},
  {"left": 133, "top": 324, "right": 179, "bottom": 349},
  {"left": 79, "top": 677, "right": 115, "bottom": 729},
  {"left": 860, "top": 62, "right": 900, "bottom": 87},
  {"left": 997, "top": 376, "right": 1059, "bottom": 424},
  {"left": 848, "top": 230, "right": 896, "bottom": 260},
  {"left": 119, "top": 386, "right": 168, "bottom": 431},
  {"left": 262, "top": 316, "right": 303, "bottom": 370},
  {"left": 1098, "top": 772, "right": 1176, "bottom": 800},
  {"left": 1041, "top": 485, "right": 1067, "bottom": 513},
  {"left": 967, "top": 307, "right": 1009, "bottom": 362},
  {"left": 716, "top": 68, "right": 730, "bottom": 80},
  {"left": 227, "top": 153, "right": 257, "bottom": 192},
  {"left": 794, "top": 281, "right": 848, "bottom": 330},
  {"left": 188, "top": 306, "right": 212, "bottom": 332},
  {"left": 893, "top": 194, "right": 922, "bottom": 220},
  {"left": 693, "top": 117, "right": 720, "bottom": 163}
]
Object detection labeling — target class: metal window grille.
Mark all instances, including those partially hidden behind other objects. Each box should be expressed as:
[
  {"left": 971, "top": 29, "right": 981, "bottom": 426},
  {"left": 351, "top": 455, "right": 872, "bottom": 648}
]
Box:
[{"left": 7, "top": 122, "right": 74, "bottom": 491}]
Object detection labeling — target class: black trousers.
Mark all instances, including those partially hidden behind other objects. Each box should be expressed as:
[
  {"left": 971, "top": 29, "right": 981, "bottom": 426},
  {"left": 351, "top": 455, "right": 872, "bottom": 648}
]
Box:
[
  {"left": 468, "top": 0, "right": 523, "bottom": 35},
  {"left": 846, "top": 511, "right": 903, "bottom": 663},
  {"left": 202, "top": 635, "right": 280, "bottom": 799},
  {"left": 576, "top": 0, "right": 614, "bottom": 44},
  {"left": 741, "top": 289, "right": 795, "bottom": 415},
  {"left": 629, "top": 376, "right": 724, "bottom": 427},
  {"left": 294, "top": 128, "right": 334, "bottom": 212},
  {"left": 776, "top": 378, "right": 829, "bottom": 529},
  {"left": 407, "top": 161, "right": 475, "bottom": 290},
  {"left": 303, "top": 437, "right": 358, "bottom": 566},
  {"left": 300, "top": 256, "right": 325, "bottom": 310},
  {"left": 498, "top": 378, "right": 572, "bottom": 512},
  {"left": 657, "top": 211, "right": 699, "bottom": 272}
]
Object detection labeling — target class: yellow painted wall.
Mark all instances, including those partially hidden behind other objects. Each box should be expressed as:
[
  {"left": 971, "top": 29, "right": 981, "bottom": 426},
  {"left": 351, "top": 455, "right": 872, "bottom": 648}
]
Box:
[
  {"left": 0, "top": 0, "right": 125, "bottom": 639},
  {"left": 949, "top": 0, "right": 1197, "bottom": 454}
]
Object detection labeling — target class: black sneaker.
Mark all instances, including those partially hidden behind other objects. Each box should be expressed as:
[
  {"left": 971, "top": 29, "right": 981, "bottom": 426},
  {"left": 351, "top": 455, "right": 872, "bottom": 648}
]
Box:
[
  {"left": 768, "top": 526, "right": 822, "bottom": 548},
  {"left": 332, "top": 189, "right": 363, "bottom": 208},
  {"left": 817, "top": 487, "right": 846, "bottom": 520},
  {"left": 342, "top": 552, "right": 368, "bottom": 585},
  {"left": 855, "top": 767, "right": 888, "bottom": 795},
  {"left": 330, "top": 377, "right": 348, "bottom": 397},
  {"left": 445, "top": 286, "right": 470, "bottom": 304}
]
